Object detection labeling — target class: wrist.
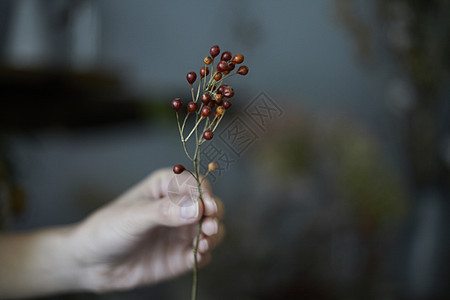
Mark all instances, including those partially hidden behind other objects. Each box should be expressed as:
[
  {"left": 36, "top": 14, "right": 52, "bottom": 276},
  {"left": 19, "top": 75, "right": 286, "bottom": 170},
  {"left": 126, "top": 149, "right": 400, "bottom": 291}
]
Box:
[
  {"left": 0, "top": 225, "right": 88, "bottom": 298},
  {"left": 32, "top": 224, "right": 88, "bottom": 295}
]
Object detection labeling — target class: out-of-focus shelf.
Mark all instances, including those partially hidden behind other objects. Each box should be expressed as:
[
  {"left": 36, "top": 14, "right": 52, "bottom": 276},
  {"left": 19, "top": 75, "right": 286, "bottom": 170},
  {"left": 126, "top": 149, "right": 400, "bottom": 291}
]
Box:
[{"left": 0, "top": 66, "right": 149, "bottom": 132}]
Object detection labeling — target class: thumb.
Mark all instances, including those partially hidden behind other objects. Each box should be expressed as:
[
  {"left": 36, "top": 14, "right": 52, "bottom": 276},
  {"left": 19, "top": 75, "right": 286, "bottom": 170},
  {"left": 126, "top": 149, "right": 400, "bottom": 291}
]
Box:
[{"left": 140, "top": 195, "right": 204, "bottom": 227}]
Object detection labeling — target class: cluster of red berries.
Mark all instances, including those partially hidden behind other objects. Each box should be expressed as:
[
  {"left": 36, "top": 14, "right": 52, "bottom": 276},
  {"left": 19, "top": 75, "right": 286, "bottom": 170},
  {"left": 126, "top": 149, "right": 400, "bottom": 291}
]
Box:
[{"left": 172, "top": 45, "right": 248, "bottom": 175}]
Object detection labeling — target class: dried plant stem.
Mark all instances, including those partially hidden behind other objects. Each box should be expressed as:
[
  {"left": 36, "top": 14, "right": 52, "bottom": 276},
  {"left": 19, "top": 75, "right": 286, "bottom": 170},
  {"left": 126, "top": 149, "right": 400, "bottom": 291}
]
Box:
[
  {"left": 191, "top": 143, "right": 204, "bottom": 300},
  {"left": 173, "top": 45, "right": 248, "bottom": 300},
  {"left": 184, "top": 117, "right": 204, "bottom": 142}
]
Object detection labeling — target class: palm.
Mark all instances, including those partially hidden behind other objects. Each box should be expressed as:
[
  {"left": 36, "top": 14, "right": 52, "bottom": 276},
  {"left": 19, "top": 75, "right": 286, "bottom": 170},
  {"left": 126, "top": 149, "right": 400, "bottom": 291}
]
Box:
[{"left": 110, "top": 225, "right": 198, "bottom": 285}]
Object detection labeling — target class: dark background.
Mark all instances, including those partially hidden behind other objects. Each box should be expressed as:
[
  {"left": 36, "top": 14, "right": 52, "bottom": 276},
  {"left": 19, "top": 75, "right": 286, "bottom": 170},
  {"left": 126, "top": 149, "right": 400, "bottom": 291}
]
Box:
[{"left": 1, "top": 0, "right": 449, "bottom": 299}]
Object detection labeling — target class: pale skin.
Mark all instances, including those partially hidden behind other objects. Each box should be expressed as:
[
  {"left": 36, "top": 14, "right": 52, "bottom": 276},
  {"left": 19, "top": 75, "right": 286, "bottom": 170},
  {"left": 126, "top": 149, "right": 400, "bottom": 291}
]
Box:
[{"left": 0, "top": 168, "right": 225, "bottom": 298}]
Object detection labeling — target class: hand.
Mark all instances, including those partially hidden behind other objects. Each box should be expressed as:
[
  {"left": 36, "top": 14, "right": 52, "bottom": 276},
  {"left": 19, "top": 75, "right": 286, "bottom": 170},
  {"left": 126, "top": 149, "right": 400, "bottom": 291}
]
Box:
[{"left": 70, "top": 168, "right": 225, "bottom": 293}]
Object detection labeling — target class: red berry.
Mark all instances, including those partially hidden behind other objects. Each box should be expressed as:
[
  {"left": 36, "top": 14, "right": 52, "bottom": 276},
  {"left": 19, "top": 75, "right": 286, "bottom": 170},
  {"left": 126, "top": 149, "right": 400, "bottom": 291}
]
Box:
[
  {"left": 171, "top": 98, "right": 182, "bottom": 112},
  {"left": 173, "top": 164, "right": 185, "bottom": 174},
  {"left": 223, "top": 100, "right": 232, "bottom": 109},
  {"left": 237, "top": 65, "right": 248, "bottom": 75},
  {"left": 203, "top": 130, "right": 213, "bottom": 140},
  {"left": 216, "top": 61, "right": 229, "bottom": 73},
  {"left": 187, "top": 102, "right": 198, "bottom": 113},
  {"left": 203, "top": 56, "right": 213, "bottom": 65},
  {"left": 210, "top": 45, "right": 220, "bottom": 58},
  {"left": 201, "top": 93, "right": 211, "bottom": 104},
  {"left": 200, "top": 67, "right": 209, "bottom": 78},
  {"left": 187, "top": 72, "right": 197, "bottom": 85},
  {"left": 232, "top": 54, "right": 244, "bottom": 64},
  {"left": 228, "top": 62, "right": 235, "bottom": 71},
  {"left": 201, "top": 106, "right": 212, "bottom": 117},
  {"left": 208, "top": 99, "right": 216, "bottom": 109},
  {"left": 223, "top": 87, "right": 234, "bottom": 98},
  {"left": 221, "top": 51, "right": 232, "bottom": 61},
  {"left": 214, "top": 72, "right": 222, "bottom": 81},
  {"left": 217, "top": 85, "right": 227, "bottom": 95}
]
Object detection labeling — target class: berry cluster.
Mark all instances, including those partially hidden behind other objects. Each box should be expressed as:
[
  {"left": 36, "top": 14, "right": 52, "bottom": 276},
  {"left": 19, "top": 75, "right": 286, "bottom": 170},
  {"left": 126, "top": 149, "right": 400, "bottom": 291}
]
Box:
[
  {"left": 171, "top": 45, "right": 248, "bottom": 174},
  {"left": 170, "top": 45, "right": 248, "bottom": 300}
]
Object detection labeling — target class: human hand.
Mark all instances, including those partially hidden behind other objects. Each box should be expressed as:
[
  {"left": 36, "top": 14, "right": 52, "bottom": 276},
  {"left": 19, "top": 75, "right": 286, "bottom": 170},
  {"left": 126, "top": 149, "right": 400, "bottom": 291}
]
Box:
[{"left": 70, "top": 168, "right": 224, "bottom": 293}]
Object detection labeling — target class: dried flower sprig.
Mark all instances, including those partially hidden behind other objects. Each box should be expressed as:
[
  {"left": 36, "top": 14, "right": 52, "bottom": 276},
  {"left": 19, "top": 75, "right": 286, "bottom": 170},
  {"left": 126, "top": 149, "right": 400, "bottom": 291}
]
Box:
[{"left": 171, "top": 45, "right": 248, "bottom": 300}]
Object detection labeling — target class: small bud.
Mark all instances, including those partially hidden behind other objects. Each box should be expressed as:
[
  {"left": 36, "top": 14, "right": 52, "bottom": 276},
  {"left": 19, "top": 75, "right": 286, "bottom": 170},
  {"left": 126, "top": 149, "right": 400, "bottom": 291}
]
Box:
[
  {"left": 208, "top": 162, "right": 217, "bottom": 171},
  {"left": 203, "top": 56, "right": 213, "bottom": 65},
  {"left": 216, "top": 106, "right": 225, "bottom": 116}
]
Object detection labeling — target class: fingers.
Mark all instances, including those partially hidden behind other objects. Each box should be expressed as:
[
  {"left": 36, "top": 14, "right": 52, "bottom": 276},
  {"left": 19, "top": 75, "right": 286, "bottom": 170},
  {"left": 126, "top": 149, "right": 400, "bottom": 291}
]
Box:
[
  {"left": 152, "top": 169, "right": 224, "bottom": 220},
  {"left": 201, "top": 193, "right": 224, "bottom": 219},
  {"left": 196, "top": 224, "right": 225, "bottom": 254},
  {"left": 193, "top": 217, "right": 225, "bottom": 254},
  {"left": 184, "top": 220, "right": 223, "bottom": 270},
  {"left": 185, "top": 250, "right": 211, "bottom": 269},
  {"left": 201, "top": 216, "right": 219, "bottom": 236}
]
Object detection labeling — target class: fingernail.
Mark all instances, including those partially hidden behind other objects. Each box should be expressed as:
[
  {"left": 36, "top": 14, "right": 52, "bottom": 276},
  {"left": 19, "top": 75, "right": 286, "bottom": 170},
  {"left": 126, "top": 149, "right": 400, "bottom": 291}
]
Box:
[
  {"left": 212, "top": 219, "right": 219, "bottom": 234},
  {"left": 211, "top": 198, "right": 218, "bottom": 213},
  {"left": 181, "top": 203, "right": 198, "bottom": 219},
  {"left": 205, "top": 194, "right": 217, "bottom": 212},
  {"left": 200, "top": 239, "right": 209, "bottom": 252}
]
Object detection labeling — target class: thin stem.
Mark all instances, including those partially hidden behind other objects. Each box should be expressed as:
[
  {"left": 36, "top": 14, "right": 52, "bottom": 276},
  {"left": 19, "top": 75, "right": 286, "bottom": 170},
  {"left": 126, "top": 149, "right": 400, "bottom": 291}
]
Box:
[
  {"left": 177, "top": 112, "right": 193, "bottom": 161},
  {"left": 202, "top": 64, "right": 207, "bottom": 92},
  {"left": 206, "top": 71, "right": 217, "bottom": 90},
  {"left": 182, "top": 140, "right": 193, "bottom": 161},
  {"left": 185, "top": 117, "right": 204, "bottom": 142},
  {"left": 185, "top": 168, "right": 196, "bottom": 178},
  {"left": 191, "top": 86, "right": 195, "bottom": 102},
  {"left": 191, "top": 215, "right": 203, "bottom": 300},
  {"left": 200, "top": 171, "right": 211, "bottom": 184},
  {"left": 176, "top": 112, "right": 182, "bottom": 137},
  {"left": 191, "top": 141, "right": 204, "bottom": 300},
  {"left": 181, "top": 113, "right": 189, "bottom": 134},
  {"left": 222, "top": 72, "right": 238, "bottom": 81},
  {"left": 196, "top": 75, "right": 202, "bottom": 102},
  {"left": 203, "top": 116, "right": 210, "bottom": 133},
  {"left": 212, "top": 112, "right": 225, "bottom": 132}
]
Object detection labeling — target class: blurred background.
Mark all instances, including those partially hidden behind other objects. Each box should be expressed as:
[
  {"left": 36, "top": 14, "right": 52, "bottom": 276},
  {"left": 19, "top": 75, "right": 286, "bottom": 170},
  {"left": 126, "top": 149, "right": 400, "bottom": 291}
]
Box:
[{"left": 0, "top": 0, "right": 449, "bottom": 299}]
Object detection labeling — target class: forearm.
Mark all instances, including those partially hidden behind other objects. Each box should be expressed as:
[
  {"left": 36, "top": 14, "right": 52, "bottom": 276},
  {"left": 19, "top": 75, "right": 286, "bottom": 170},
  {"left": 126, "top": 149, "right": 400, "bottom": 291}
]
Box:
[{"left": 0, "top": 225, "right": 85, "bottom": 298}]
